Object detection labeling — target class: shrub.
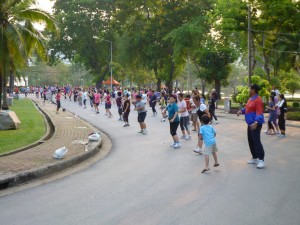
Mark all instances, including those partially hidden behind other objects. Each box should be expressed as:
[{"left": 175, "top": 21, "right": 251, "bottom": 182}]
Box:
[
  {"left": 287, "top": 111, "right": 300, "bottom": 121},
  {"left": 292, "top": 102, "right": 300, "bottom": 108}
]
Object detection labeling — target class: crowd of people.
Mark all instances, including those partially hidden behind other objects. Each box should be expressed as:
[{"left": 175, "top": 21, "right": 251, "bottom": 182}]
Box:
[
  {"left": 50, "top": 86, "right": 221, "bottom": 173},
  {"left": 18, "top": 83, "right": 288, "bottom": 172}
]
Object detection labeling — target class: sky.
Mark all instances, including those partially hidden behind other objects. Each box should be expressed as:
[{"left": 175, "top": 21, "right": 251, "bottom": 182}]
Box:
[{"left": 36, "top": 0, "right": 54, "bottom": 13}]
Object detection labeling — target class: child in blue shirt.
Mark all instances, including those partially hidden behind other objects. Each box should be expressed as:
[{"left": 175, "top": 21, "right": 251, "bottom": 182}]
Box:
[{"left": 199, "top": 115, "right": 219, "bottom": 173}]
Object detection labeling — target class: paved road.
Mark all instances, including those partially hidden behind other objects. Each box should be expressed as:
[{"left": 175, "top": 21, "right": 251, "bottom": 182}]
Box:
[{"left": 1, "top": 99, "right": 300, "bottom": 225}]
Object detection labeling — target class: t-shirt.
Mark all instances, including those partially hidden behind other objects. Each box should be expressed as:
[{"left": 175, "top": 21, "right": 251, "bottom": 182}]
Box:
[
  {"left": 200, "top": 125, "right": 216, "bottom": 147},
  {"left": 177, "top": 100, "right": 189, "bottom": 117},
  {"left": 82, "top": 91, "right": 88, "bottom": 100},
  {"left": 116, "top": 96, "right": 122, "bottom": 107},
  {"left": 135, "top": 101, "right": 146, "bottom": 113},
  {"left": 208, "top": 97, "right": 216, "bottom": 110},
  {"left": 105, "top": 95, "right": 111, "bottom": 104},
  {"left": 197, "top": 103, "right": 207, "bottom": 120},
  {"left": 142, "top": 94, "right": 147, "bottom": 104},
  {"left": 190, "top": 98, "right": 197, "bottom": 113},
  {"left": 167, "top": 103, "right": 179, "bottom": 122},
  {"left": 94, "top": 93, "right": 100, "bottom": 103},
  {"left": 123, "top": 99, "right": 131, "bottom": 113}
]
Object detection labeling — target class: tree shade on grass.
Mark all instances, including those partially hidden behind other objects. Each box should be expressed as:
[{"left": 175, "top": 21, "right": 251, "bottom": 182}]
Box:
[{"left": 0, "top": 99, "right": 46, "bottom": 154}]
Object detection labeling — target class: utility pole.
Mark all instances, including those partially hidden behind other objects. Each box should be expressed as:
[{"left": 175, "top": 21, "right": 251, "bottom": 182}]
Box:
[
  {"left": 187, "top": 53, "right": 191, "bottom": 93},
  {"left": 248, "top": 4, "right": 252, "bottom": 86}
]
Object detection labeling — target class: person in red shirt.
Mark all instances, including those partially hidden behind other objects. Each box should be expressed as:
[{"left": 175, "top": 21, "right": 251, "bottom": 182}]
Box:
[
  {"left": 55, "top": 89, "right": 62, "bottom": 114},
  {"left": 237, "top": 84, "right": 265, "bottom": 169},
  {"left": 105, "top": 91, "right": 113, "bottom": 118}
]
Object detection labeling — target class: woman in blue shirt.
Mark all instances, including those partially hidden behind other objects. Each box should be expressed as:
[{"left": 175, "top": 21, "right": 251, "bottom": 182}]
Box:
[{"left": 163, "top": 94, "right": 181, "bottom": 148}]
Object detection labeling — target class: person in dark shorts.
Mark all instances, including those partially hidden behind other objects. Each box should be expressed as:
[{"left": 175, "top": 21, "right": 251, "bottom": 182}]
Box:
[
  {"left": 116, "top": 91, "right": 123, "bottom": 121},
  {"left": 208, "top": 92, "right": 218, "bottom": 124},
  {"left": 123, "top": 94, "right": 131, "bottom": 127},
  {"left": 105, "top": 91, "right": 113, "bottom": 118},
  {"left": 134, "top": 95, "right": 147, "bottom": 135},
  {"left": 55, "top": 89, "right": 62, "bottom": 114},
  {"left": 163, "top": 94, "right": 181, "bottom": 148},
  {"left": 149, "top": 90, "right": 157, "bottom": 116}
]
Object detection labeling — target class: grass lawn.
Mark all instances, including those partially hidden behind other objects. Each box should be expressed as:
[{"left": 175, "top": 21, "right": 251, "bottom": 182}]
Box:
[{"left": 0, "top": 99, "right": 46, "bottom": 154}]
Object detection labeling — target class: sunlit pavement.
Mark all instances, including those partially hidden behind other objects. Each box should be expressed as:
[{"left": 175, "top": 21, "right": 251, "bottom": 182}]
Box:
[{"left": 1, "top": 98, "right": 299, "bottom": 225}]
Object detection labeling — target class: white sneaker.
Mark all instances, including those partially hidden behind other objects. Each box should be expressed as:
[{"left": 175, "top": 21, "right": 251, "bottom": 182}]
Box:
[
  {"left": 278, "top": 134, "right": 286, "bottom": 138},
  {"left": 180, "top": 135, "right": 186, "bottom": 139},
  {"left": 215, "top": 121, "right": 219, "bottom": 124},
  {"left": 257, "top": 160, "right": 265, "bottom": 169},
  {"left": 193, "top": 147, "right": 202, "bottom": 154},
  {"left": 247, "top": 158, "right": 258, "bottom": 164},
  {"left": 264, "top": 130, "right": 268, "bottom": 133},
  {"left": 161, "top": 118, "right": 166, "bottom": 122},
  {"left": 174, "top": 143, "right": 181, "bottom": 148},
  {"left": 170, "top": 143, "right": 175, "bottom": 147},
  {"left": 142, "top": 130, "right": 148, "bottom": 135},
  {"left": 185, "top": 135, "right": 191, "bottom": 140}
]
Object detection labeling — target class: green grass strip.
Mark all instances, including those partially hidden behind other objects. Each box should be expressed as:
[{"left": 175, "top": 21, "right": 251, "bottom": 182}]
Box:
[{"left": 0, "top": 99, "right": 46, "bottom": 154}]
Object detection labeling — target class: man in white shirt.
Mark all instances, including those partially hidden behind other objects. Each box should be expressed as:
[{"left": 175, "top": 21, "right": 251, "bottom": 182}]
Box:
[
  {"left": 177, "top": 93, "right": 191, "bottom": 140},
  {"left": 82, "top": 90, "right": 88, "bottom": 109}
]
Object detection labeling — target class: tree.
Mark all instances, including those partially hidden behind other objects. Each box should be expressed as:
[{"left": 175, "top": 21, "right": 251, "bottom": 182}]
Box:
[
  {"left": 0, "top": 0, "right": 57, "bottom": 109},
  {"left": 49, "top": 0, "right": 115, "bottom": 87},
  {"left": 285, "top": 80, "right": 300, "bottom": 98}
]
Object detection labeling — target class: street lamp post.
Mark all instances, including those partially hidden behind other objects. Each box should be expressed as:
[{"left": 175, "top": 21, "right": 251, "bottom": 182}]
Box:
[{"left": 93, "top": 37, "right": 113, "bottom": 91}]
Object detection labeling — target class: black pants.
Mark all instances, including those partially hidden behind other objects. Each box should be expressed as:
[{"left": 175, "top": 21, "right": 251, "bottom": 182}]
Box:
[
  {"left": 247, "top": 124, "right": 265, "bottom": 160},
  {"left": 170, "top": 121, "right": 180, "bottom": 136},
  {"left": 151, "top": 103, "right": 157, "bottom": 114},
  {"left": 123, "top": 112, "right": 130, "bottom": 123},
  {"left": 278, "top": 114, "right": 286, "bottom": 133},
  {"left": 268, "top": 121, "right": 274, "bottom": 130},
  {"left": 209, "top": 108, "right": 217, "bottom": 121},
  {"left": 83, "top": 99, "right": 87, "bottom": 106}
]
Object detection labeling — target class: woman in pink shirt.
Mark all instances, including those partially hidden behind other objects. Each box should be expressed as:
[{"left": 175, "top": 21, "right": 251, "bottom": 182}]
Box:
[
  {"left": 105, "top": 91, "right": 113, "bottom": 118},
  {"left": 94, "top": 91, "right": 101, "bottom": 114}
]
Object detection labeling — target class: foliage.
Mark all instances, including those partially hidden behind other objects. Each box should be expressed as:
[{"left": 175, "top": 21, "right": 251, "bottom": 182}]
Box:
[
  {"left": 0, "top": 0, "right": 57, "bottom": 109},
  {"left": 285, "top": 80, "right": 300, "bottom": 97},
  {"left": 0, "top": 99, "right": 46, "bottom": 154},
  {"left": 287, "top": 111, "right": 300, "bottom": 121},
  {"left": 292, "top": 102, "right": 300, "bottom": 108},
  {"left": 234, "top": 76, "right": 270, "bottom": 104}
]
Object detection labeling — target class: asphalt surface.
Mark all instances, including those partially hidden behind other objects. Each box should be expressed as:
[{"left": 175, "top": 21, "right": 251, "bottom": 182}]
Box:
[{"left": 1, "top": 99, "right": 299, "bottom": 225}]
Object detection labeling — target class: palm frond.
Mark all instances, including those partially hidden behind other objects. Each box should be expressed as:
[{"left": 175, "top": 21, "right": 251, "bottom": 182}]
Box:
[
  {"left": 5, "top": 22, "right": 27, "bottom": 68},
  {"left": 16, "top": 8, "right": 59, "bottom": 34},
  {"left": 17, "top": 20, "right": 47, "bottom": 60}
]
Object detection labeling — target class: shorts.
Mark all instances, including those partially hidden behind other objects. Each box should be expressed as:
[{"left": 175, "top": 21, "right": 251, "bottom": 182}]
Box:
[
  {"left": 191, "top": 113, "right": 198, "bottom": 123},
  {"left": 203, "top": 144, "right": 218, "bottom": 156},
  {"left": 105, "top": 103, "right": 111, "bottom": 109},
  {"left": 138, "top": 112, "right": 147, "bottom": 123},
  {"left": 56, "top": 100, "right": 61, "bottom": 109}
]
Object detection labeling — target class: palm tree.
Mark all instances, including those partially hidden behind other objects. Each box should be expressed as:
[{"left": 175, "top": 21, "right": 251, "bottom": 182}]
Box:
[{"left": 0, "top": 0, "right": 58, "bottom": 109}]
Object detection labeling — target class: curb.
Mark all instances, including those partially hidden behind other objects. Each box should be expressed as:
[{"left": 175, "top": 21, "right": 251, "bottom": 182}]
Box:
[
  {"left": 0, "top": 100, "right": 55, "bottom": 157},
  {"left": 0, "top": 140, "right": 102, "bottom": 189}
]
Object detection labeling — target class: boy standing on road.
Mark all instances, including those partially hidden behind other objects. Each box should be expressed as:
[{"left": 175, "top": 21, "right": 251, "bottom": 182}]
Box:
[
  {"left": 134, "top": 95, "right": 148, "bottom": 135},
  {"left": 198, "top": 115, "right": 219, "bottom": 173}
]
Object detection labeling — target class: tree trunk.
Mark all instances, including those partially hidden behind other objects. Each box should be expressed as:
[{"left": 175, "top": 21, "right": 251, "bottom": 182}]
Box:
[
  {"left": 9, "top": 71, "right": 14, "bottom": 96},
  {"left": 201, "top": 79, "right": 206, "bottom": 95},
  {"left": 0, "top": 73, "right": 2, "bottom": 109},
  {"left": 2, "top": 74, "right": 9, "bottom": 110},
  {"left": 156, "top": 78, "right": 161, "bottom": 92},
  {"left": 214, "top": 79, "right": 221, "bottom": 98}
]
